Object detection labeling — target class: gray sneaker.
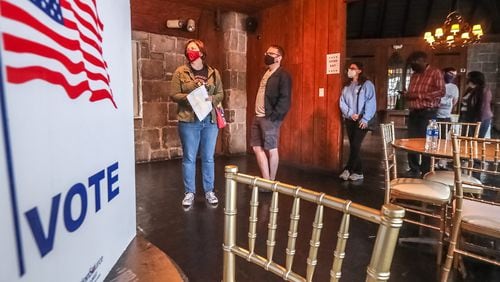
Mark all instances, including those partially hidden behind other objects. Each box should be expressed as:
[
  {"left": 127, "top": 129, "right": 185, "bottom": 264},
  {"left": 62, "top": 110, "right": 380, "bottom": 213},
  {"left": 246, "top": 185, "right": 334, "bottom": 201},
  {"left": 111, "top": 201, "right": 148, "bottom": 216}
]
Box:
[
  {"left": 182, "top": 192, "right": 195, "bottom": 206},
  {"left": 348, "top": 173, "right": 364, "bottom": 181},
  {"left": 339, "top": 169, "right": 350, "bottom": 181},
  {"left": 205, "top": 192, "right": 218, "bottom": 205}
]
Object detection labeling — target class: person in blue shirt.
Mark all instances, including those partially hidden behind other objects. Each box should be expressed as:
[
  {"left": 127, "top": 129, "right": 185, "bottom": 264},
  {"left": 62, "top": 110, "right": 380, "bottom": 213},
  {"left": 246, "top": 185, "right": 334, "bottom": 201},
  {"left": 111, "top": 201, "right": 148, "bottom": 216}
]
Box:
[{"left": 339, "top": 62, "right": 377, "bottom": 181}]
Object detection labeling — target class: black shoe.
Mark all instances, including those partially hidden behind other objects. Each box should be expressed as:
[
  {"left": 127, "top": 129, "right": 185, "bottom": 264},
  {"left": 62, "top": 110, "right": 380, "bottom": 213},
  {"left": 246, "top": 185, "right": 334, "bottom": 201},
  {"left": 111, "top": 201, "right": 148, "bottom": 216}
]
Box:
[{"left": 403, "top": 169, "right": 421, "bottom": 178}]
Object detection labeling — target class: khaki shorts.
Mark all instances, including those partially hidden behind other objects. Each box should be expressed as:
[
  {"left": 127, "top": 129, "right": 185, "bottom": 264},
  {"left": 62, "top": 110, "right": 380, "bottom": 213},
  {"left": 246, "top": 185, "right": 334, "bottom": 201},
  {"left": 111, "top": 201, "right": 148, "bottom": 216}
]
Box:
[{"left": 250, "top": 117, "right": 282, "bottom": 150}]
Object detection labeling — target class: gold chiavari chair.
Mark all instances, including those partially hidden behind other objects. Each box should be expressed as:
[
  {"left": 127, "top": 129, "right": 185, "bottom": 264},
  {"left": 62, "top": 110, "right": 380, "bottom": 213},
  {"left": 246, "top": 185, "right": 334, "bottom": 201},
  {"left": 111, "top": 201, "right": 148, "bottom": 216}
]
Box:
[
  {"left": 222, "top": 165, "right": 405, "bottom": 282},
  {"left": 441, "top": 135, "right": 500, "bottom": 281},
  {"left": 380, "top": 122, "right": 451, "bottom": 265},
  {"left": 424, "top": 121, "right": 483, "bottom": 196}
]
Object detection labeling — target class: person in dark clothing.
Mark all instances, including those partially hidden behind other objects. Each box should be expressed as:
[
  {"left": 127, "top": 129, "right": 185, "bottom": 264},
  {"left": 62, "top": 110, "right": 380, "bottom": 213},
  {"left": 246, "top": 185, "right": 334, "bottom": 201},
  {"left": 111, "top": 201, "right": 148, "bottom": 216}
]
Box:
[
  {"left": 250, "top": 45, "right": 292, "bottom": 185},
  {"left": 459, "top": 71, "right": 493, "bottom": 138}
]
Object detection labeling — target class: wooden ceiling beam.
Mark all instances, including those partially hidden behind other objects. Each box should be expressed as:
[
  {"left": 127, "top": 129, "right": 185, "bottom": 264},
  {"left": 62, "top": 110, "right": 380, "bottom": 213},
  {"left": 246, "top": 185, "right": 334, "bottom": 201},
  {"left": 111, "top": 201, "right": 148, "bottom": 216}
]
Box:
[
  {"left": 424, "top": 0, "right": 434, "bottom": 30},
  {"left": 489, "top": 0, "right": 500, "bottom": 33},
  {"left": 483, "top": 0, "right": 499, "bottom": 33},
  {"left": 401, "top": 0, "right": 412, "bottom": 36},
  {"left": 467, "top": 0, "right": 479, "bottom": 20},
  {"left": 358, "top": 0, "right": 368, "bottom": 38},
  {"left": 377, "top": 0, "right": 388, "bottom": 37}
]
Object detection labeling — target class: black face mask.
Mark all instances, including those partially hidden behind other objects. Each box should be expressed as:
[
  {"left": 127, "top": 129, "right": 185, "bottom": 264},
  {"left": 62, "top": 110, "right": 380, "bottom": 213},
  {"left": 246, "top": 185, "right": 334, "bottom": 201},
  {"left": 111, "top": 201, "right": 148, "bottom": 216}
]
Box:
[
  {"left": 264, "top": 54, "right": 275, "bottom": 65},
  {"left": 411, "top": 63, "right": 425, "bottom": 73}
]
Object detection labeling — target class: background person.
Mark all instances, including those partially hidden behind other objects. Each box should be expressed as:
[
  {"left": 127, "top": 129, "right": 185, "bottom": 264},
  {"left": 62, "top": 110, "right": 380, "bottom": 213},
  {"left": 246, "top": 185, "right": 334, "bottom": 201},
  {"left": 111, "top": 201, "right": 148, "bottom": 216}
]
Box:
[
  {"left": 170, "top": 39, "right": 223, "bottom": 207},
  {"left": 459, "top": 71, "right": 493, "bottom": 138},
  {"left": 435, "top": 67, "right": 459, "bottom": 169},
  {"left": 403, "top": 51, "right": 445, "bottom": 177},
  {"left": 250, "top": 45, "right": 291, "bottom": 188},
  {"left": 339, "top": 62, "right": 376, "bottom": 181},
  {"left": 437, "top": 67, "right": 459, "bottom": 123}
]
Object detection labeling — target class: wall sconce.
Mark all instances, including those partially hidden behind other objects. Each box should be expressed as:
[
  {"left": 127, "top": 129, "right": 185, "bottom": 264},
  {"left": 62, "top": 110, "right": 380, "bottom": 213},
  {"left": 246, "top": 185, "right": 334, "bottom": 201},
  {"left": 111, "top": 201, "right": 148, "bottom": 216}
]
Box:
[{"left": 166, "top": 19, "right": 196, "bottom": 32}]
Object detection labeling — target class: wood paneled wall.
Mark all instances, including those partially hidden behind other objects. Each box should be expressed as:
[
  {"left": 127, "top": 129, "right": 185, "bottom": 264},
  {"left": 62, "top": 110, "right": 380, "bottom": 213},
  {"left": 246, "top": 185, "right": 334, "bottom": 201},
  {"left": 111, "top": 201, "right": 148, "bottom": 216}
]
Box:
[
  {"left": 346, "top": 37, "right": 468, "bottom": 111},
  {"left": 247, "top": 0, "right": 346, "bottom": 171}
]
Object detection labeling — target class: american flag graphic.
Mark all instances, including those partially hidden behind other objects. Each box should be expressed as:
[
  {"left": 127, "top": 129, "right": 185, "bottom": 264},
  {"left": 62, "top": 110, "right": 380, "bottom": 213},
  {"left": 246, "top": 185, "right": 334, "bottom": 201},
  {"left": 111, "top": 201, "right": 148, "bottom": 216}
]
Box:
[{"left": 0, "top": 0, "right": 117, "bottom": 108}]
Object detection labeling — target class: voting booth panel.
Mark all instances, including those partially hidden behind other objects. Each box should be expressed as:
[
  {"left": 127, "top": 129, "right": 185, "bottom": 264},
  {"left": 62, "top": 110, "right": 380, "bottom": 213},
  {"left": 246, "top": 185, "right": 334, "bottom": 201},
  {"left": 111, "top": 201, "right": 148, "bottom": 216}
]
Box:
[{"left": 0, "top": 1, "right": 136, "bottom": 281}]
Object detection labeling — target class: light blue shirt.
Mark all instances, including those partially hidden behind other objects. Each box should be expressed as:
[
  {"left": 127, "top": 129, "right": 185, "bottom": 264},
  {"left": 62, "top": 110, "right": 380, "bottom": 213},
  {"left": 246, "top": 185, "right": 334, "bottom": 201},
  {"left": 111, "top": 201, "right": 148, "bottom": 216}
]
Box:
[{"left": 339, "top": 80, "right": 376, "bottom": 123}]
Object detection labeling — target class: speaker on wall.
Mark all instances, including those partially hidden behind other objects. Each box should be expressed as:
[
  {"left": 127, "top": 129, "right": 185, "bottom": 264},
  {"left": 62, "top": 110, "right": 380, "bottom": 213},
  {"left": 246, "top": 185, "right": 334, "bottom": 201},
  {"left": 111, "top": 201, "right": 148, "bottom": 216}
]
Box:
[{"left": 245, "top": 17, "right": 258, "bottom": 33}]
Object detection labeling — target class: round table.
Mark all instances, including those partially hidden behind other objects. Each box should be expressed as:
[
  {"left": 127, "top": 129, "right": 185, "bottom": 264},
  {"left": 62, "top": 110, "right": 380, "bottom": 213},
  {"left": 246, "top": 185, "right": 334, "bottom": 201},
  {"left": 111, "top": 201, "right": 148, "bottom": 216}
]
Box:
[{"left": 392, "top": 138, "right": 498, "bottom": 161}]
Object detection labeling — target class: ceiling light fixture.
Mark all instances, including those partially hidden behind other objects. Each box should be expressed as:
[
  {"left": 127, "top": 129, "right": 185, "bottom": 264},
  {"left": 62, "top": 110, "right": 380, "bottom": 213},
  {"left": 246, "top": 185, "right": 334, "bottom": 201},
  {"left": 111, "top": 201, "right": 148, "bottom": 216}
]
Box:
[{"left": 424, "top": 11, "right": 483, "bottom": 49}]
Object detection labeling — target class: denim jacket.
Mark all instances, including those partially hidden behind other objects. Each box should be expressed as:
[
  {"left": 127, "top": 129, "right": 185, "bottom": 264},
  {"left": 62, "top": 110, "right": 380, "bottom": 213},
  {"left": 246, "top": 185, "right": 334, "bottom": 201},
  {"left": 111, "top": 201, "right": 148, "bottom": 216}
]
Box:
[
  {"left": 170, "top": 64, "right": 224, "bottom": 122},
  {"left": 339, "top": 80, "right": 376, "bottom": 123}
]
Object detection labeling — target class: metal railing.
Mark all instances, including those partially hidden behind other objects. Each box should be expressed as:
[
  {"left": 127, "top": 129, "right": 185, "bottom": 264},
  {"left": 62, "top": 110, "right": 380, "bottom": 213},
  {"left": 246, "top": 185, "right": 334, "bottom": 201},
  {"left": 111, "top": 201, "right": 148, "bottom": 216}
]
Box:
[{"left": 222, "top": 165, "right": 405, "bottom": 282}]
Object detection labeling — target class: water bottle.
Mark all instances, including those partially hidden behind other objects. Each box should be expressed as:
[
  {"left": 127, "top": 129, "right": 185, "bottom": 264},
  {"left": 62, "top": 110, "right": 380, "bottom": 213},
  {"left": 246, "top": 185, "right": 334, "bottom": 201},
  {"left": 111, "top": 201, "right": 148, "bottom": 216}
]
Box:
[
  {"left": 431, "top": 121, "right": 439, "bottom": 150},
  {"left": 425, "top": 119, "right": 439, "bottom": 151}
]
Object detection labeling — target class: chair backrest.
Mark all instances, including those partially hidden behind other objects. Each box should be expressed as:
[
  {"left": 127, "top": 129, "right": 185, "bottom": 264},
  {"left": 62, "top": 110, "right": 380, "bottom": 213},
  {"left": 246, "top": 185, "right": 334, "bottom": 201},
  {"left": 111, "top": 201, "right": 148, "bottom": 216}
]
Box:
[
  {"left": 442, "top": 135, "right": 500, "bottom": 278},
  {"left": 222, "top": 165, "right": 405, "bottom": 282},
  {"left": 380, "top": 122, "right": 397, "bottom": 203},
  {"left": 430, "top": 122, "right": 481, "bottom": 171},
  {"left": 451, "top": 135, "right": 500, "bottom": 207},
  {"left": 436, "top": 121, "right": 481, "bottom": 140}
]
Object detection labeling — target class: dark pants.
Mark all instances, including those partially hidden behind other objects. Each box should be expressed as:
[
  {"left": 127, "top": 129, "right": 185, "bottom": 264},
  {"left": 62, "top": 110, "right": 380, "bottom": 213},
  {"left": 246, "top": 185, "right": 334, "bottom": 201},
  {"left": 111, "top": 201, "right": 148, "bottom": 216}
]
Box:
[
  {"left": 407, "top": 109, "right": 437, "bottom": 174},
  {"left": 479, "top": 118, "right": 491, "bottom": 138},
  {"left": 345, "top": 119, "right": 368, "bottom": 174}
]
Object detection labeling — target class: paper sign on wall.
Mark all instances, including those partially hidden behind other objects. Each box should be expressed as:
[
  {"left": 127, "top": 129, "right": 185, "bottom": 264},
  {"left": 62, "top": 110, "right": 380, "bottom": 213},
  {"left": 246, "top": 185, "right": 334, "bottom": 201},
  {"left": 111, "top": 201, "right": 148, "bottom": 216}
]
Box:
[{"left": 326, "top": 53, "right": 341, "bottom": 74}]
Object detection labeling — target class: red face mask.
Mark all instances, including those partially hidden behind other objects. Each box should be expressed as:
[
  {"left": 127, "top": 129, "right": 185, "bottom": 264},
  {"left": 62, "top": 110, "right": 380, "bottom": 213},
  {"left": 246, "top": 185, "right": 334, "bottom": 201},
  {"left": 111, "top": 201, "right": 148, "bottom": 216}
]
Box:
[{"left": 186, "top": 50, "right": 201, "bottom": 62}]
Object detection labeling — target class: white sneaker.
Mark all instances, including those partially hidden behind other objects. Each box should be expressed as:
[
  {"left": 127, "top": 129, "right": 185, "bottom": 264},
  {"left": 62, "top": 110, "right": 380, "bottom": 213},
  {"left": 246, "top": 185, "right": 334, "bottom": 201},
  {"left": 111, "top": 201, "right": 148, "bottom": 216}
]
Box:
[
  {"left": 437, "top": 159, "right": 448, "bottom": 169},
  {"left": 182, "top": 192, "right": 195, "bottom": 206},
  {"left": 339, "top": 169, "right": 350, "bottom": 181},
  {"left": 205, "top": 191, "right": 218, "bottom": 205},
  {"left": 348, "top": 173, "right": 364, "bottom": 181}
]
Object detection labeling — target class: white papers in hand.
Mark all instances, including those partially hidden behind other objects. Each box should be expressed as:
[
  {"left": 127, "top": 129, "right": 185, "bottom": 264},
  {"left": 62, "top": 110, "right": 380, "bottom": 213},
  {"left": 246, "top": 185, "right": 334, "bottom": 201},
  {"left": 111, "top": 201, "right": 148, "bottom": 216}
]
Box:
[{"left": 186, "top": 85, "right": 212, "bottom": 121}]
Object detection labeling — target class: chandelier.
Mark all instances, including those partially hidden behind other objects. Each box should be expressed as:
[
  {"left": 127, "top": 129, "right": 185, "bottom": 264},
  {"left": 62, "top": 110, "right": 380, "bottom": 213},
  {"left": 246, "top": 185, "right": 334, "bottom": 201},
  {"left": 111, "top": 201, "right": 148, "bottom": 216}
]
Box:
[{"left": 424, "top": 11, "right": 483, "bottom": 49}]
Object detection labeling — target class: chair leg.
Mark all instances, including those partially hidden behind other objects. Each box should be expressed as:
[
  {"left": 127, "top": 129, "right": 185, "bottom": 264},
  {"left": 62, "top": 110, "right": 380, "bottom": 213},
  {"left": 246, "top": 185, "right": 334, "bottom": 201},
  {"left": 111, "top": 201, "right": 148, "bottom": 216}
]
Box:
[
  {"left": 418, "top": 203, "right": 428, "bottom": 237},
  {"left": 457, "top": 255, "right": 467, "bottom": 280},
  {"left": 437, "top": 206, "right": 446, "bottom": 265}
]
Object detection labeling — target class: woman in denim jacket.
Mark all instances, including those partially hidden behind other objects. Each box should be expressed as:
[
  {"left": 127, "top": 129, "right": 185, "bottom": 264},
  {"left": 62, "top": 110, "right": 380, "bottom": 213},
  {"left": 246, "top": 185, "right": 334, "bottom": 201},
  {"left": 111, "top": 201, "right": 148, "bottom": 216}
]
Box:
[
  {"left": 339, "top": 62, "right": 376, "bottom": 181},
  {"left": 170, "top": 39, "right": 223, "bottom": 207}
]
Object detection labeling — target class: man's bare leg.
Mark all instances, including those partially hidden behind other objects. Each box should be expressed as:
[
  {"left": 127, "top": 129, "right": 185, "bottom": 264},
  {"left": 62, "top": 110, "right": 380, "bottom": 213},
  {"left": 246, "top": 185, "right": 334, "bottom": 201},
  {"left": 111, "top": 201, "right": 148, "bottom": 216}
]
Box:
[
  {"left": 268, "top": 148, "right": 279, "bottom": 180},
  {"left": 253, "top": 146, "right": 270, "bottom": 179}
]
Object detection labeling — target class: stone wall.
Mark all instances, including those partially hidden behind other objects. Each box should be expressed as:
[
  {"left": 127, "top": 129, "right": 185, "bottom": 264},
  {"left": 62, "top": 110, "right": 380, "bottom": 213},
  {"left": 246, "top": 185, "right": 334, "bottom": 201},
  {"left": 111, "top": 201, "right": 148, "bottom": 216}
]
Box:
[
  {"left": 467, "top": 43, "right": 500, "bottom": 133},
  {"left": 221, "top": 12, "right": 247, "bottom": 154},
  {"left": 132, "top": 11, "right": 248, "bottom": 162},
  {"left": 132, "top": 31, "right": 186, "bottom": 162}
]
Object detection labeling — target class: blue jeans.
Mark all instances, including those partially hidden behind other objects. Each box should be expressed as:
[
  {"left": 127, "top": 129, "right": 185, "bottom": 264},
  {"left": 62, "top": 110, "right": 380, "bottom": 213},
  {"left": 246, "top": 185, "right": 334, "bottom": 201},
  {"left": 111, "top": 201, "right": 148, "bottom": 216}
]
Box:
[
  {"left": 479, "top": 118, "right": 491, "bottom": 138},
  {"left": 178, "top": 116, "right": 218, "bottom": 194}
]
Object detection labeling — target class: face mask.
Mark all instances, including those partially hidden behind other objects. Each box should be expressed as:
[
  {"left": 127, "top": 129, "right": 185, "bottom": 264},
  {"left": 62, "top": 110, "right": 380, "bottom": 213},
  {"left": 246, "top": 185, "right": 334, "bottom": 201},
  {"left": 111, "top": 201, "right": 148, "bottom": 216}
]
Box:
[
  {"left": 347, "top": 69, "right": 357, "bottom": 78},
  {"left": 444, "top": 72, "right": 455, "bottom": 83},
  {"left": 264, "top": 54, "right": 275, "bottom": 65},
  {"left": 411, "top": 63, "right": 423, "bottom": 73},
  {"left": 187, "top": 50, "right": 201, "bottom": 62}
]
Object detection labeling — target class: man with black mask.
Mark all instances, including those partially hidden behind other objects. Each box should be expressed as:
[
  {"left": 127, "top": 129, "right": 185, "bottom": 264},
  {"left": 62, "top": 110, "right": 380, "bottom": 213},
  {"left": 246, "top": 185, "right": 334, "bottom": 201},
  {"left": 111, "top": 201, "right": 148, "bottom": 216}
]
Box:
[
  {"left": 250, "top": 45, "right": 292, "bottom": 189},
  {"left": 403, "top": 51, "right": 445, "bottom": 178}
]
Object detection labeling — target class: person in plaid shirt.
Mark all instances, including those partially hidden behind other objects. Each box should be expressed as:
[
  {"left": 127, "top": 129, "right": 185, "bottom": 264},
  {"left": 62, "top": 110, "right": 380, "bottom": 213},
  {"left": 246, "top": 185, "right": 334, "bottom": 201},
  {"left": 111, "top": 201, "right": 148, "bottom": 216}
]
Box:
[{"left": 403, "top": 51, "right": 445, "bottom": 177}]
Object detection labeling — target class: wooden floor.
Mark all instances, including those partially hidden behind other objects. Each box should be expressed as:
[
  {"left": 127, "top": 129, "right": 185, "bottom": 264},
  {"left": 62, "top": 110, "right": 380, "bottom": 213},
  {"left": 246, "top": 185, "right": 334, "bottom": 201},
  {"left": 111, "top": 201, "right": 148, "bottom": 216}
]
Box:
[
  {"left": 126, "top": 131, "right": 498, "bottom": 281},
  {"left": 104, "top": 235, "right": 186, "bottom": 282}
]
